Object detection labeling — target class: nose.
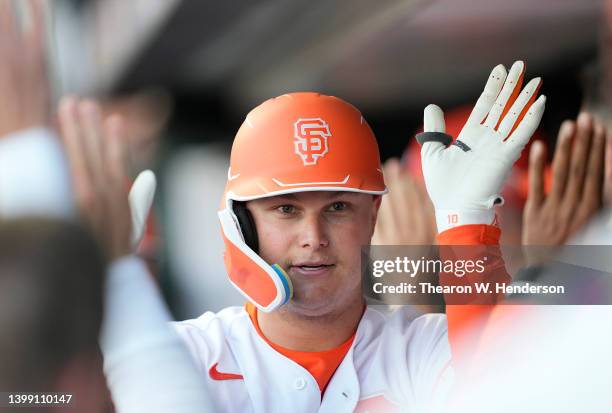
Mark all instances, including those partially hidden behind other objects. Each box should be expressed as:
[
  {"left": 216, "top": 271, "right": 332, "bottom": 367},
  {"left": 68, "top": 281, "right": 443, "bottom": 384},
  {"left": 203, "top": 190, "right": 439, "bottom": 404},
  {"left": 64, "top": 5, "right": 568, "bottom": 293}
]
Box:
[{"left": 298, "top": 214, "right": 329, "bottom": 249}]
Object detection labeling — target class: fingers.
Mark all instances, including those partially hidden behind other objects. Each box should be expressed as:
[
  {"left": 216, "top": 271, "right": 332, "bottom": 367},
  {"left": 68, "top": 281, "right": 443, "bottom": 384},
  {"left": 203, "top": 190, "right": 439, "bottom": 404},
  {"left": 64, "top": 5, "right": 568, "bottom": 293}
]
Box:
[
  {"left": 105, "top": 114, "right": 128, "bottom": 185},
  {"left": 549, "top": 120, "right": 575, "bottom": 200},
  {"left": 375, "top": 168, "right": 435, "bottom": 245},
  {"left": 58, "top": 95, "right": 134, "bottom": 258},
  {"left": 563, "top": 112, "right": 594, "bottom": 204},
  {"left": 581, "top": 119, "right": 605, "bottom": 209},
  {"left": 527, "top": 140, "right": 546, "bottom": 207},
  {"left": 401, "top": 175, "right": 436, "bottom": 244},
  {"left": 103, "top": 115, "right": 128, "bottom": 255},
  {"left": 484, "top": 61, "right": 525, "bottom": 129},
  {"left": 0, "top": 0, "right": 18, "bottom": 94},
  {"left": 400, "top": 173, "right": 420, "bottom": 220},
  {"left": 24, "top": 0, "right": 45, "bottom": 58},
  {"left": 504, "top": 95, "right": 546, "bottom": 156},
  {"left": 374, "top": 159, "right": 399, "bottom": 244},
  {"left": 374, "top": 189, "right": 392, "bottom": 244},
  {"left": 383, "top": 158, "right": 401, "bottom": 183},
  {"left": 376, "top": 158, "right": 430, "bottom": 245},
  {"left": 0, "top": 0, "right": 18, "bottom": 44},
  {"left": 605, "top": 130, "right": 612, "bottom": 205},
  {"left": 22, "top": 0, "right": 48, "bottom": 118},
  {"left": 58, "top": 96, "right": 94, "bottom": 204},
  {"left": 466, "top": 64, "right": 507, "bottom": 126},
  {"left": 384, "top": 158, "right": 406, "bottom": 235},
  {"left": 78, "top": 100, "right": 106, "bottom": 189},
  {"left": 59, "top": 97, "right": 113, "bottom": 210},
  {"left": 421, "top": 104, "right": 447, "bottom": 157},
  {"left": 0, "top": 0, "right": 50, "bottom": 135},
  {"left": 0, "top": 0, "right": 45, "bottom": 57},
  {"left": 424, "top": 104, "right": 446, "bottom": 133},
  {"left": 405, "top": 175, "right": 436, "bottom": 242},
  {"left": 497, "top": 77, "right": 542, "bottom": 139}
]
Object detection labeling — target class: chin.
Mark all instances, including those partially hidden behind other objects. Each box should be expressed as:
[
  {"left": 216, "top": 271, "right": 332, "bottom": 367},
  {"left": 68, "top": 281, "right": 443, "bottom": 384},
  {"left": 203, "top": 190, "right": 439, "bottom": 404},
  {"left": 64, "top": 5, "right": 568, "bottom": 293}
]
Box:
[
  {"left": 287, "top": 290, "right": 359, "bottom": 319},
  {"left": 285, "top": 296, "right": 338, "bottom": 318}
]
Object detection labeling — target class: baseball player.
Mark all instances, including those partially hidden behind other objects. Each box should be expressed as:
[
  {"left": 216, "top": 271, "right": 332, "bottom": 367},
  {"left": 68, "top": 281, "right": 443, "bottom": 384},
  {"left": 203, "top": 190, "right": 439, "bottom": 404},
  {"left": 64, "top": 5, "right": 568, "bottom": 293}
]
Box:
[
  {"left": 0, "top": 52, "right": 544, "bottom": 412},
  {"left": 0, "top": 0, "right": 551, "bottom": 411},
  {"left": 0, "top": 1, "right": 545, "bottom": 405},
  {"left": 168, "top": 60, "right": 545, "bottom": 412}
]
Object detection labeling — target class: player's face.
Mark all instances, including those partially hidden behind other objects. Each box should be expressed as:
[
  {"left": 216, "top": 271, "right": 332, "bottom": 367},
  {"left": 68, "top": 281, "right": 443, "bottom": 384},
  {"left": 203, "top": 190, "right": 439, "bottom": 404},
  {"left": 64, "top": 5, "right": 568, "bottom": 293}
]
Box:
[{"left": 247, "top": 191, "right": 381, "bottom": 317}]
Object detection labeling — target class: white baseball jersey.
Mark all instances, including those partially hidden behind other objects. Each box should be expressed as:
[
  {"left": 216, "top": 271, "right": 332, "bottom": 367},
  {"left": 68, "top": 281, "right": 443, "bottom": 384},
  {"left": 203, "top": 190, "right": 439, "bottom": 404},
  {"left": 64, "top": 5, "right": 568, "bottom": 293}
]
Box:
[{"left": 173, "top": 305, "right": 453, "bottom": 412}]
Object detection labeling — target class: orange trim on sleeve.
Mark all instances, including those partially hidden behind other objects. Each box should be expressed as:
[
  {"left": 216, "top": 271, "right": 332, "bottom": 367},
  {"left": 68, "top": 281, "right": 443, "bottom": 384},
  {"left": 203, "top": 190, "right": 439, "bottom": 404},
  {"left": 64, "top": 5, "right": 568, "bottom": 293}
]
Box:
[
  {"left": 436, "top": 224, "right": 510, "bottom": 378},
  {"left": 437, "top": 224, "right": 501, "bottom": 246}
]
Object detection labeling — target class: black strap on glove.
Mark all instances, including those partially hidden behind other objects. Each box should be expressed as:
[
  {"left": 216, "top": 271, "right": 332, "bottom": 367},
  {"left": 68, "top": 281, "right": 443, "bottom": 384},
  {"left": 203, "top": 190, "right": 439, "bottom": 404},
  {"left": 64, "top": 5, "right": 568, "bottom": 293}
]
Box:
[
  {"left": 416, "top": 132, "right": 473, "bottom": 152},
  {"left": 415, "top": 132, "right": 453, "bottom": 147}
]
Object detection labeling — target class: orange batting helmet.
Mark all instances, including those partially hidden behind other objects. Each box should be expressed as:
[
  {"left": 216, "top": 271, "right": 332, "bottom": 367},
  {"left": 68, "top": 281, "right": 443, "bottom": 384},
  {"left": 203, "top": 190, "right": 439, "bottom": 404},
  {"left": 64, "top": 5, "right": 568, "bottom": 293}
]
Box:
[{"left": 218, "top": 92, "right": 387, "bottom": 312}]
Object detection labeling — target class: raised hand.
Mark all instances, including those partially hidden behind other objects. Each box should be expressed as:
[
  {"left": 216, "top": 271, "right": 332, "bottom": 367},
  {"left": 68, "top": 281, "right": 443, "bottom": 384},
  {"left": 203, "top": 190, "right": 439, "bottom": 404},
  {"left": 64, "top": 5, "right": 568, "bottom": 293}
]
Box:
[
  {"left": 58, "top": 97, "right": 156, "bottom": 260},
  {"left": 417, "top": 61, "right": 546, "bottom": 232},
  {"left": 523, "top": 113, "right": 607, "bottom": 246},
  {"left": 372, "top": 158, "right": 436, "bottom": 245},
  {"left": 0, "top": 0, "right": 49, "bottom": 136}
]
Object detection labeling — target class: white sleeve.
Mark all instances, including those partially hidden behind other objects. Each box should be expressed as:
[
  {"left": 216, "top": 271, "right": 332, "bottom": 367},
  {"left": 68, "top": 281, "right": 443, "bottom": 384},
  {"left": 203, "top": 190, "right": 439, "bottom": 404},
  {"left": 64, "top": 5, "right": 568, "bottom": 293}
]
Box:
[
  {"left": 100, "top": 256, "right": 217, "bottom": 413},
  {"left": 386, "top": 310, "right": 453, "bottom": 410},
  {"left": 409, "top": 315, "right": 454, "bottom": 410},
  {"left": 0, "top": 128, "right": 74, "bottom": 218}
]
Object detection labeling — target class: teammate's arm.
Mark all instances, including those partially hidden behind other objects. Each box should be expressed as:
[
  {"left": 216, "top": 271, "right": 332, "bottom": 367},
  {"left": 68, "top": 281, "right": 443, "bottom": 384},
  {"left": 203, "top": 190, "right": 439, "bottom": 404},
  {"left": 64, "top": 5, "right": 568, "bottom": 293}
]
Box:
[
  {"left": 417, "top": 61, "right": 545, "bottom": 365},
  {"left": 57, "top": 97, "right": 217, "bottom": 413},
  {"left": 0, "top": 1, "right": 214, "bottom": 408}
]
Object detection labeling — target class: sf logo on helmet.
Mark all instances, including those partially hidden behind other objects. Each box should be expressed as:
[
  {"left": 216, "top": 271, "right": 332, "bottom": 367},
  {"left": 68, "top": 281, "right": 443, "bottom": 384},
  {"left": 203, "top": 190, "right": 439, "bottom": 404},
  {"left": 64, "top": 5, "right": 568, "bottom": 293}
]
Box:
[{"left": 294, "top": 118, "right": 331, "bottom": 166}]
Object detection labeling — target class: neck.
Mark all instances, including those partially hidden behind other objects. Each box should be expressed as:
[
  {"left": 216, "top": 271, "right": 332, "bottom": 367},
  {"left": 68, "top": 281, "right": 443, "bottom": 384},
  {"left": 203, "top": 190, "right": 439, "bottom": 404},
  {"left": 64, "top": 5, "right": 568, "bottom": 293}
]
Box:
[{"left": 257, "top": 295, "right": 365, "bottom": 352}]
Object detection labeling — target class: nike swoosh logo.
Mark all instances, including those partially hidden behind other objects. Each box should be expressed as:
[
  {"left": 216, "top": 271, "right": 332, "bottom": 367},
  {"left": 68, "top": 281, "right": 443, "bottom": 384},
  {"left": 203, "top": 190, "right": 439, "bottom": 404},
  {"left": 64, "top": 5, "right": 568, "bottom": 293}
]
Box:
[{"left": 209, "top": 363, "right": 244, "bottom": 381}]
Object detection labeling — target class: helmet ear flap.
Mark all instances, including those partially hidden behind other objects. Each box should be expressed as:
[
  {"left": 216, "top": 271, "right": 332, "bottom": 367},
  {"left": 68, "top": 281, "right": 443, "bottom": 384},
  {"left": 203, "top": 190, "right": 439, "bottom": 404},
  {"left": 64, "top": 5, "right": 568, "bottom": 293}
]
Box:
[{"left": 232, "top": 201, "right": 259, "bottom": 253}]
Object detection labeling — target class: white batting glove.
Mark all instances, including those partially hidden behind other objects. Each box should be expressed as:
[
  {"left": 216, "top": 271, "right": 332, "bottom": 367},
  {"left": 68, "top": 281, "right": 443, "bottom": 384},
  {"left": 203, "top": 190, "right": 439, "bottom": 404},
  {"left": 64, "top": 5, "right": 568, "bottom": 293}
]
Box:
[
  {"left": 417, "top": 61, "right": 546, "bottom": 232},
  {"left": 128, "top": 169, "right": 157, "bottom": 250}
]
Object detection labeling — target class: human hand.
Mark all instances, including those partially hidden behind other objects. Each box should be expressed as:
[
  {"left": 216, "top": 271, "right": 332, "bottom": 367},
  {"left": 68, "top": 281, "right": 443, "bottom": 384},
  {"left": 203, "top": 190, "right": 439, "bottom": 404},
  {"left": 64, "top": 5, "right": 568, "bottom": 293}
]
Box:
[
  {"left": 417, "top": 61, "right": 546, "bottom": 232},
  {"left": 58, "top": 97, "right": 156, "bottom": 260},
  {"left": 523, "top": 113, "right": 607, "bottom": 246},
  {"left": 605, "top": 122, "right": 612, "bottom": 206},
  {"left": 0, "top": 0, "right": 50, "bottom": 136},
  {"left": 372, "top": 158, "right": 436, "bottom": 245}
]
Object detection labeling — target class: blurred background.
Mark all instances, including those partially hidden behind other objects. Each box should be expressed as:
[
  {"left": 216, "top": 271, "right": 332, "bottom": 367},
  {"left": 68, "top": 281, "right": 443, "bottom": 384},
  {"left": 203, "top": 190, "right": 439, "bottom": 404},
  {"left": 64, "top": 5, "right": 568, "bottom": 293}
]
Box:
[{"left": 48, "top": 0, "right": 603, "bottom": 318}]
